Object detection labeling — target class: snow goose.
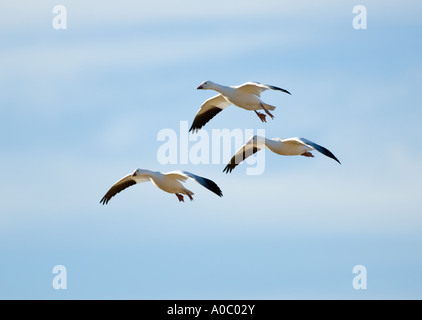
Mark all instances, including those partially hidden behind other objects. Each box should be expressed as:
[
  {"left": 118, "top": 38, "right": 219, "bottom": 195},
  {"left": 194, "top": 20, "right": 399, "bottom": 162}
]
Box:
[
  {"left": 223, "top": 136, "right": 341, "bottom": 173},
  {"left": 100, "top": 169, "right": 223, "bottom": 204},
  {"left": 189, "top": 81, "right": 291, "bottom": 133}
]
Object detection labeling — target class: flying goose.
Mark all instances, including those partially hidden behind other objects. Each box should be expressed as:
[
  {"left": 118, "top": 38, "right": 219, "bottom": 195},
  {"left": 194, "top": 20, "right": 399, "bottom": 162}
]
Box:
[
  {"left": 189, "top": 81, "right": 291, "bottom": 133},
  {"left": 223, "top": 136, "right": 341, "bottom": 173},
  {"left": 100, "top": 169, "right": 223, "bottom": 204}
]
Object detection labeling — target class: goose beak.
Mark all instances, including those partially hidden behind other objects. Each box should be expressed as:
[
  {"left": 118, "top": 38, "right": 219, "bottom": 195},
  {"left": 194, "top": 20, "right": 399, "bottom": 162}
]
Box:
[{"left": 197, "top": 85, "right": 203, "bottom": 90}]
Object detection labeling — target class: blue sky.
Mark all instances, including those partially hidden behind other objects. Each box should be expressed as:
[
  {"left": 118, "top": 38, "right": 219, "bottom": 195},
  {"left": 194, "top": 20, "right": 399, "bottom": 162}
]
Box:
[{"left": 1, "top": 0, "right": 422, "bottom": 299}]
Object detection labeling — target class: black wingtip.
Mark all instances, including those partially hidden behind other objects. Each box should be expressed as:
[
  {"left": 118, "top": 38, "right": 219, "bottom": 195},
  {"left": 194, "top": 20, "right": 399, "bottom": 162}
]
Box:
[
  {"left": 323, "top": 149, "right": 341, "bottom": 164},
  {"left": 189, "top": 106, "right": 223, "bottom": 134},
  {"left": 188, "top": 125, "right": 197, "bottom": 134},
  {"left": 216, "top": 183, "right": 223, "bottom": 197},
  {"left": 198, "top": 176, "right": 224, "bottom": 197},
  {"left": 269, "top": 85, "right": 291, "bottom": 95},
  {"left": 324, "top": 150, "right": 341, "bottom": 165},
  {"left": 299, "top": 137, "right": 340, "bottom": 165},
  {"left": 280, "top": 88, "right": 292, "bottom": 95},
  {"left": 331, "top": 153, "right": 341, "bottom": 164},
  {"left": 209, "top": 182, "right": 223, "bottom": 197},
  {"left": 212, "top": 184, "right": 223, "bottom": 198},
  {"left": 222, "top": 166, "right": 233, "bottom": 174}
]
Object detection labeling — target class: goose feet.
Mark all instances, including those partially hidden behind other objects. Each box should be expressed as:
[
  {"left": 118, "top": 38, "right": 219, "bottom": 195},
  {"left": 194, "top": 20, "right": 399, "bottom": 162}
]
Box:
[
  {"left": 260, "top": 103, "right": 275, "bottom": 119},
  {"left": 254, "top": 110, "right": 267, "bottom": 122},
  {"left": 301, "top": 151, "right": 314, "bottom": 158}
]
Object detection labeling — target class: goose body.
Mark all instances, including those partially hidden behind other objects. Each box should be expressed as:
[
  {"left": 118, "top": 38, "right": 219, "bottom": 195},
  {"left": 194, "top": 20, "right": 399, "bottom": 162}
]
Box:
[
  {"left": 190, "top": 81, "right": 291, "bottom": 133},
  {"left": 223, "top": 136, "right": 341, "bottom": 173},
  {"left": 100, "top": 169, "right": 223, "bottom": 204}
]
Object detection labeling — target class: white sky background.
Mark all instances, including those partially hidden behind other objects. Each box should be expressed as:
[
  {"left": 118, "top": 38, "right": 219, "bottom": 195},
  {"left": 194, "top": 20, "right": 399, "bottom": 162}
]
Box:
[{"left": 0, "top": 0, "right": 422, "bottom": 299}]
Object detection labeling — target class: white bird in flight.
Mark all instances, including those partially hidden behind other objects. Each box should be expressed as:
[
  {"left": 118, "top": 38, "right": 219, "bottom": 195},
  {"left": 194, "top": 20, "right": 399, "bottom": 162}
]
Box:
[
  {"left": 190, "top": 81, "right": 291, "bottom": 133},
  {"left": 223, "top": 136, "right": 341, "bottom": 173},
  {"left": 100, "top": 169, "right": 223, "bottom": 204}
]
